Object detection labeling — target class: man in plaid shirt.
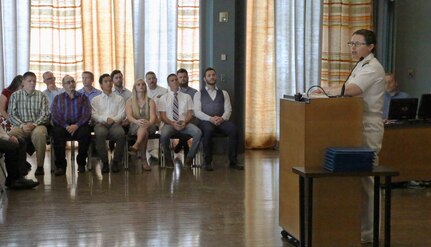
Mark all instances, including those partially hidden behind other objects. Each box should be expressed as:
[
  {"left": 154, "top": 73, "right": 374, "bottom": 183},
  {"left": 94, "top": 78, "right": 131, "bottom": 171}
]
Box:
[{"left": 8, "top": 71, "right": 50, "bottom": 176}]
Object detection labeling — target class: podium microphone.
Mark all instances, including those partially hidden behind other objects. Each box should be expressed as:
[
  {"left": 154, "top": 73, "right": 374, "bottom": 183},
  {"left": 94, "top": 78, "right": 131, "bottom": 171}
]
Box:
[{"left": 340, "top": 57, "right": 364, "bottom": 97}]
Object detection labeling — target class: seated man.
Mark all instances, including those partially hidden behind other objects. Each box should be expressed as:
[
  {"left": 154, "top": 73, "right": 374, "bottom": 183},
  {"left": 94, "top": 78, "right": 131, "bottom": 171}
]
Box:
[
  {"left": 383, "top": 73, "right": 410, "bottom": 119},
  {"left": 51, "top": 75, "right": 92, "bottom": 175},
  {"left": 8, "top": 71, "right": 50, "bottom": 176},
  {"left": 158, "top": 74, "right": 201, "bottom": 168},
  {"left": 78, "top": 71, "right": 102, "bottom": 102},
  {"left": 174, "top": 68, "right": 199, "bottom": 154},
  {"left": 1, "top": 126, "right": 39, "bottom": 189},
  {"left": 91, "top": 74, "right": 126, "bottom": 173},
  {"left": 42, "top": 71, "right": 64, "bottom": 108},
  {"left": 194, "top": 67, "right": 243, "bottom": 171}
]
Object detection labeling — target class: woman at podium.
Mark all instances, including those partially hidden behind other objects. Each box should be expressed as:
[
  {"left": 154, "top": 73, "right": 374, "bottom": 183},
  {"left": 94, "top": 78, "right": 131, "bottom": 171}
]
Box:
[{"left": 343, "top": 29, "right": 385, "bottom": 244}]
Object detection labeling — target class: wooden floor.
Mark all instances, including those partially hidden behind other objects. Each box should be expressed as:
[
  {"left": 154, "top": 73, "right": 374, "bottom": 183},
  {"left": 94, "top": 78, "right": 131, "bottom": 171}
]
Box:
[{"left": 0, "top": 149, "right": 430, "bottom": 246}]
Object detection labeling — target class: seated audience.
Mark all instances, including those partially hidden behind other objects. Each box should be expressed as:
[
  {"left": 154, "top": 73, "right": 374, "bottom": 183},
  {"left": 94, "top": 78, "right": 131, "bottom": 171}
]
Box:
[
  {"left": 145, "top": 71, "right": 168, "bottom": 159},
  {"left": 126, "top": 79, "right": 157, "bottom": 171},
  {"left": 383, "top": 73, "right": 410, "bottom": 119},
  {"left": 112, "top": 69, "right": 132, "bottom": 101},
  {"left": 8, "top": 71, "right": 50, "bottom": 176},
  {"left": 51, "top": 75, "right": 92, "bottom": 175},
  {"left": 1, "top": 126, "right": 39, "bottom": 189},
  {"left": 0, "top": 75, "right": 23, "bottom": 132},
  {"left": 146, "top": 71, "right": 168, "bottom": 105},
  {"left": 194, "top": 67, "right": 243, "bottom": 171},
  {"left": 91, "top": 74, "right": 126, "bottom": 173},
  {"left": 174, "top": 68, "right": 199, "bottom": 154},
  {"left": 158, "top": 74, "right": 202, "bottom": 168},
  {"left": 42, "top": 71, "right": 64, "bottom": 108},
  {"left": 78, "top": 71, "right": 101, "bottom": 102}
]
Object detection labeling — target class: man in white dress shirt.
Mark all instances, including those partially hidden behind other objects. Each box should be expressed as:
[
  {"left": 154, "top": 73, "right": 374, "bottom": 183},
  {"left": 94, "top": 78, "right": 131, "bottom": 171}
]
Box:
[
  {"left": 158, "top": 74, "right": 201, "bottom": 168},
  {"left": 145, "top": 71, "right": 168, "bottom": 159},
  {"left": 91, "top": 74, "right": 126, "bottom": 173}
]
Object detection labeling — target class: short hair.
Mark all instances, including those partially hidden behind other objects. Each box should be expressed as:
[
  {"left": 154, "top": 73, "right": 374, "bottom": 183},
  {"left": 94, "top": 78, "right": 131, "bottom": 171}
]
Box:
[
  {"left": 203, "top": 67, "right": 216, "bottom": 78},
  {"left": 352, "top": 29, "right": 377, "bottom": 52},
  {"left": 176, "top": 68, "right": 188, "bottom": 75},
  {"left": 145, "top": 71, "right": 156, "bottom": 78},
  {"left": 6, "top": 75, "right": 23, "bottom": 92},
  {"left": 82, "top": 71, "right": 94, "bottom": 81},
  {"left": 23, "top": 71, "right": 36, "bottom": 80},
  {"left": 42, "top": 71, "right": 53, "bottom": 80},
  {"left": 99, "top": 73, "right": 111, "bottom": 84},
  {"left": 111, "top": 69, "right": 122, "bottom": 79},
  {"left": 167, "top": 73, "right": 177, "bottom": 82},
  {"left": 62, "top": 75, "right": 73, "bottom": 84}
]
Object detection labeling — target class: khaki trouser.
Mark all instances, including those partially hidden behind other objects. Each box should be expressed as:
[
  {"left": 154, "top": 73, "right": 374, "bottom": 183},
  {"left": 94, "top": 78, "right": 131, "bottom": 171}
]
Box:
[{"left": 9, "top": 125, "right": 47, "bottom": 168}]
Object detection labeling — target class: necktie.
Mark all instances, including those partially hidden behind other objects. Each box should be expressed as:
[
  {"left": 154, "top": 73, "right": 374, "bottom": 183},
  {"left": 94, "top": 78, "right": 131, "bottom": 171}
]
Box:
[{"left": 173, "top": 92, "right": 179, "bottom": 121}]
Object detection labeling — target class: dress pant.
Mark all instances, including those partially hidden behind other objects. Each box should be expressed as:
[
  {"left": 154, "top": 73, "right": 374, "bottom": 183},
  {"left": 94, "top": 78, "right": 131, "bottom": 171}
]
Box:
[
  {"left": 94, "top": 123, "right": 125, "bottom": 164},
  {"left": 0, "top": 137, "right": 27, "bottom": 186},
  {"left": 51, "top": 124, "right": 92, "bottom": 169},
  {"left": 198, "top": 120, "right": 238, "bottom": 164},
  {"left": 160, "top": 123, "right": 202, "bottom": 162},
  {"left": 9, "top": 125, "right": 47, "bottom": 167}
]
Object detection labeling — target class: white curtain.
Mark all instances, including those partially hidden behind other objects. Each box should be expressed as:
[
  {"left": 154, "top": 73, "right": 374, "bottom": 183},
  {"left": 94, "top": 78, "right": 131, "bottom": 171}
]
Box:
[
  {"left": 132, "top": 0, "right": 177, "bottom": 88},
  {"left": 0, "top": 0, "right": 30, "bottom": 89},
  {"left": 275, "top": 0, "right": 322, "bottom": 135}
]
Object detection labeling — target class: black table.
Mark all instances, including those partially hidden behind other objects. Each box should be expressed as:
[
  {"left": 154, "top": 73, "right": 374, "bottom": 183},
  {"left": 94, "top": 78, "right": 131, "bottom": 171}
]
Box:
[{"left": 292, "top": 166, "right": 399, "bottom": 247}]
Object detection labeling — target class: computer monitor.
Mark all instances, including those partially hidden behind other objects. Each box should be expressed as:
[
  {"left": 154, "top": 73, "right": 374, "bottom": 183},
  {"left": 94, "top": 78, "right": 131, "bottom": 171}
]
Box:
[
  {"left": 387, "top": 98, "right": 418, "bottom": 120},
  {"left": 418, "top": 94, "right": 431, "bottom": 120}
]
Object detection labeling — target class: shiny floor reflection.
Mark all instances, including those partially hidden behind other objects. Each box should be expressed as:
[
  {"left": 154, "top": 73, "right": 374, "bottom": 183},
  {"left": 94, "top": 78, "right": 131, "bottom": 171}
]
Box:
[
  {"left": 0, "top": 150, "right": 287, "bottom": 247},
  {"left": 1, "top": 150, "right": 430, "bottom": 246}
]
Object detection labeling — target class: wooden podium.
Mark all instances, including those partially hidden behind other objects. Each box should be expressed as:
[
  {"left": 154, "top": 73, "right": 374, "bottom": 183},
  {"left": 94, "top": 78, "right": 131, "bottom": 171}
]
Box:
[{"left": 279, "top": 97, "right": 364, "bottom": 247}]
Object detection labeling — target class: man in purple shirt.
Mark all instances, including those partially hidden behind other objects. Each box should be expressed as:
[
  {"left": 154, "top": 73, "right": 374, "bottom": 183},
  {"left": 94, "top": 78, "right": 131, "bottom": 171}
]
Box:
[{"left": 51, "top": 75, "right": 92, "bottom": 175}]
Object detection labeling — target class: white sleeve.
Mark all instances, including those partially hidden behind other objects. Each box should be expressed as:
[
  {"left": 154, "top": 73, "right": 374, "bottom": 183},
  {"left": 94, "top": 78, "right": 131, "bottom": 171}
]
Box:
[{"left": 222, "top": 90, "right": 232, "bottom": 120}]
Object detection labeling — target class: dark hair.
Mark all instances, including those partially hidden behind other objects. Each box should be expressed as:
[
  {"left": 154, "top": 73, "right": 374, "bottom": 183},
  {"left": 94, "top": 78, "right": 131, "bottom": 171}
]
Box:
[
  {"left": 203, "top": 67, "right": 216, "bottom": 78},
  {"left": 82, "top": 71, "right": 94, "bottom": 81},
  {"left": 353, "top": 29, "right": 377, "bottom": 52},
  {"left": 111, "top": 69, "right": 122, "bottom": 79},
  {"left": 7, "top": 75, "right": 23, "bottom": 92},
  {"left": 176, "top": 68, "right": 188, "bottom": 75},
  {"left": 99, "top": 73, "right": 111, "bottom": 84},
  {"left": 145, "top": 71, "right": 156, "bottom": 78},
  {"left": 22, "top": 71, "right": 36, "bottom": 80},
  {"left": 167, "top": 73, "right": 177, "bottom": 82}
]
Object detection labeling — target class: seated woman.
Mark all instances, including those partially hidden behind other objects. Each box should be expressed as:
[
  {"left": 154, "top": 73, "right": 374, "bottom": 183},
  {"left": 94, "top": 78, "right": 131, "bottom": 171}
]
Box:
[
  {"left": 0, "top": 75, "right": 23, "bottom": 132},
  {"left": 126, "top": 79, "right": 156, "bottom": 171}
]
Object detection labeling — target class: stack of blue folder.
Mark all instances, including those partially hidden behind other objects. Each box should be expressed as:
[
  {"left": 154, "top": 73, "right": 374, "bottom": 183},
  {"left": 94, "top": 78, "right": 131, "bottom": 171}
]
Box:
[{"left": 324, "top": 147, "right": 375, "bottom": 172}]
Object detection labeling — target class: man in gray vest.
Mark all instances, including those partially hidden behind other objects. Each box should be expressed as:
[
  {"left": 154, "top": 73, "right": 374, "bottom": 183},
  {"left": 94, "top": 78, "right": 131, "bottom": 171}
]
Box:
[{"left": 194, "top": 67, "right": 243, "bottom": 171}]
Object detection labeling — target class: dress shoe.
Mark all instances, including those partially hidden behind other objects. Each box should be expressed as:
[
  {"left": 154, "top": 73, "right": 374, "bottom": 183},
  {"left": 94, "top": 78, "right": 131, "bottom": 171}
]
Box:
[
  {"left": 101, "top": 162, "right": 110, "bottom": 173},
  {"left": 229, "top": 161, "right": 244, "bottom": 170},
  {"left": 184, "top": 157, "right": 193, "bottom": 167},
  {"left": 111, "top": 161, "right": 120, "bottom": 173},
  {"left": 128, "top": 146, "right": 138, "bottom": 156},
  {"left": 35, "top": 166, "right": 44, "bottom": 176},
  {"left": 78, "top": 164, "right": 86, "bottom": 173},
  {"left": 165, "top": 159, "right": 174, "bottom": 168},
  {"left": 54, "top": 167, "right": 66, "bottom": 176},
  {"left": 204, "top": 162, "right": 214, "bottom": 171},
  {"left": 142, "top": 162, "right": 152, "bottom": 171},
  {"left": 8, "top": 178, "right": 40, "bottom": 190}
]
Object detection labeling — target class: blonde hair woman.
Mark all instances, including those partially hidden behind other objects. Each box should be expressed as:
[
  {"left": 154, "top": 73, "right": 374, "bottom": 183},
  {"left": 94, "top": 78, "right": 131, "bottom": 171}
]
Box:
[{"left": 126, "top": 79, "right": 156, "bottom": 171}]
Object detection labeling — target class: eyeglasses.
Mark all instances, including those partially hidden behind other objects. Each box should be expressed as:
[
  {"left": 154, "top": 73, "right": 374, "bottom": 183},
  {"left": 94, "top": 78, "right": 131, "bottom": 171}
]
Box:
[
  {"left": 63, "top": 80, "right": 75, "bottom": 85},
  {"left": 347, "top": 41, "right": 368, "bottom": 47}
]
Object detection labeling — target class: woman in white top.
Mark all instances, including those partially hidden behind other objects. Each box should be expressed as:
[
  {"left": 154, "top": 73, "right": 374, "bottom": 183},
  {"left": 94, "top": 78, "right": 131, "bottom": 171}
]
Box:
[
  {"left": 344, "top": 29, "right": 385, "bottom": 244},
  {"left": 126, "top": 79, "right": 156, "bottom": 171}
]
